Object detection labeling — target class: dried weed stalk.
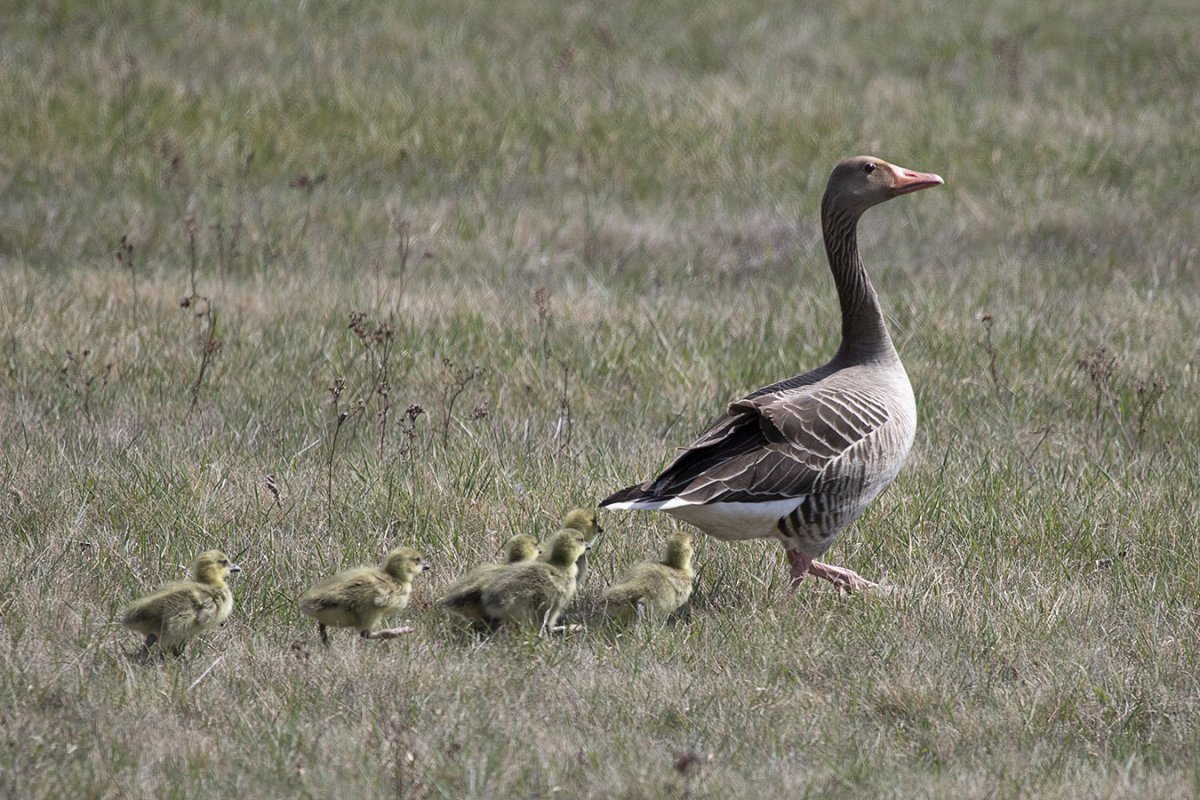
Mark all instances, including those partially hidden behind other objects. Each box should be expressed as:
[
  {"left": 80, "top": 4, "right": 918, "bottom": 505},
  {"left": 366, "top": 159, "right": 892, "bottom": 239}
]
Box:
[
  {"left": 264, "top": 473, "right": 282, "bottom": 509},
  {"left": 180, "top": 216, "right": 222, "bottom": 416},
  {"left": 59, "top": 348, "right": 113, "bottom": 421},
  {"left": 438, "top": 358, "right": 484, "bottom": 441},
  {"left": 555, "top": 359, "right": 573, "bottom": 453},
  {"left": 978, "top": 314, "right": 1006, "bottom": 400},
  {"left": 325, "top": 376, "right": 355, "bottom": 518},
  {"left": 349, "top": 311, "right": 401, "bottom": 456},
  {"left": 399, "top": 403, "right": 425, "bottom": 483},
  {"left": 115, "top": 235, "right": 137, "bottom": 323},
  {"left": 534, "top": 286, "right": 553, "bottom": 365},
  {"left": 1133, "top": 373, "right": 1168, "bottom": 449},
  {"left": 387, "top": 205, "right": 412, "bottom": 283},
  {"left": 1075, "top": 346, "right": 1119, "bottom": 443}
]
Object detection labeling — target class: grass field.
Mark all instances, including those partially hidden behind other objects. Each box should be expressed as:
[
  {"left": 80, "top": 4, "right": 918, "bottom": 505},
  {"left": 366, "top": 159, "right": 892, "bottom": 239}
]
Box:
[{"left": 3, "top": 0, "right": 1200, "bottom": 796}]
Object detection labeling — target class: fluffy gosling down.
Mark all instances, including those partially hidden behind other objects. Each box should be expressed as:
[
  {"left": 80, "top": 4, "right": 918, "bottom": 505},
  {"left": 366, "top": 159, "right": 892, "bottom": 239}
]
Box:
[
  {"left": 481, "top": 529, "right": 590, "bottom": 631},
  {"left": 601, "top": 534, "right": 695, "bottom": 623},
  {"left": 439, "top": 534, "right": 541, "bottom": 625},
  {"left": 120, "top": 550, "right": 242, "bottom": 659},
  {"left": 299, "top": 546, "right": 430, "bottom": 645},
  {"left": 560, "top": 507, "right": 603, "bottom": 586}
]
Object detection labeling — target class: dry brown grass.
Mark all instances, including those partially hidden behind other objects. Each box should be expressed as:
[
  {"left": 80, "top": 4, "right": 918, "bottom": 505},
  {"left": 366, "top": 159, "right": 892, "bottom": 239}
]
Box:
[{"left": 3, "top": 0, "right": 1200, "bottom": 797}]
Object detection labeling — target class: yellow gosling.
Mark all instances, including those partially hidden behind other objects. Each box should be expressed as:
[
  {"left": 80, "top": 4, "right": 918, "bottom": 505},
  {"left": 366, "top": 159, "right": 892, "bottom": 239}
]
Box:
[
  {"left": 556, "top": 507, "right": 603, "bottom": 586},
  {"left": 481, "top": 529, "right": 589, "bottom": 632},
  {"left": 601, "top": 534, "right": 695, "bottom": 623},
  {"left": 121, "top": 550, "right": 242, "bottom": 659},
  {"left": 440, "top": 534, "right": 540, "bottom": 625},
  {"left": 299, "top": 546, "right": 429, "bottom": 646}
]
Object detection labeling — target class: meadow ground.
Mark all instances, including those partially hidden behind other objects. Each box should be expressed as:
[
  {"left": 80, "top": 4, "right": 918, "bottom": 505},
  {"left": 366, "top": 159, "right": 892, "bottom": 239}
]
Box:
[{"left": 2, "top": 1, "right": 1199, "bottom": 797}]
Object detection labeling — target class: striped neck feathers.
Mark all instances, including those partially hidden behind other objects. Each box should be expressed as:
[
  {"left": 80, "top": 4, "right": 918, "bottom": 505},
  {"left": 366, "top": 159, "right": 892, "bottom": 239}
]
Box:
[{"left": 820, "top": 200, "right": 898, "bottom": 366}]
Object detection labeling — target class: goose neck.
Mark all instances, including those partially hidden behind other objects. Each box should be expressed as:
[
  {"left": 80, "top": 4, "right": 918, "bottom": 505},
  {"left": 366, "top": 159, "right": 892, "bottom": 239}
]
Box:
[{"left": 821, "top": 203, "right": 897, "bottom": 365}]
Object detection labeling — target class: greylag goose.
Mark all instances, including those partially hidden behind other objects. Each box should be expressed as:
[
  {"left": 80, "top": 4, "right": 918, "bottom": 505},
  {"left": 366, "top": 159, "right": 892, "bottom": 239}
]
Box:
[
  {"left": 120, "top": 549, "right": 242, "bottom": 659},
  {"left": 299, "top": 546, "right": 430, "bottom": 645},
  {"left": 439, "top": 534, "right": 541, "bottom": 625},
  {"left": 600, "top": 156, "right": 943, "bottom": 591},
  {"left": 600, "top": 533, "right": 695, "bottom": 623},
  {"left": 480, "top": 528, "right": 590, "bottom": 631}
]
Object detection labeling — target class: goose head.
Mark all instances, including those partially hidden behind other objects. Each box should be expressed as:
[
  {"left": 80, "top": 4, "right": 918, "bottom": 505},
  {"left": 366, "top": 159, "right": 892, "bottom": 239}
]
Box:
[
  {"left": 383, "top": 547, "right": 431, "bottom": 581},
  {"left": 502, "top": 534, "right": 541, "bottom": 564},
  {"left": 823, "top": 156, "right": 943, "bottom": 216},
  {"left": 664, "top": 533, "right": 694, "bottom": 571},
  {"left": 192, "top": 550, "right": 241, "bottom": 585},
  {"left": 545, "top": 529, "right": 590, "bottom": 568},
  {"left": 562, "top": 507, "right": 602, "bottom": 540}
]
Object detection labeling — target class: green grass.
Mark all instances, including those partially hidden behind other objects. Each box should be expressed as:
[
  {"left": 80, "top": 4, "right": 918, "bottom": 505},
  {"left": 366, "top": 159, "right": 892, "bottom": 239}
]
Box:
[{"left": 3, "top": 0, "right": 1200, "bottom": 797}]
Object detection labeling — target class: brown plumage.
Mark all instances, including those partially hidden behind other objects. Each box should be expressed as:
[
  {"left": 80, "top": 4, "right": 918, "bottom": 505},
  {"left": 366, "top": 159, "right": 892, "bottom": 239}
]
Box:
[
  {"left": 299, "top": 546, "right": 430, "bottom": 645},
  {"left": 120, "top": 550, "right": 241, "bottom": 659},
  {"left": 602, "top": 156, "right": 943, "bottom": 592},
  {"left": 439, "top": 534, "right": 540, "bottom": 625},
  {"left": 601, "top": 533, "right": 695, "bottom": 623},
  {"left": 480, "top": 529, "right": 589, "bottom": 631}
]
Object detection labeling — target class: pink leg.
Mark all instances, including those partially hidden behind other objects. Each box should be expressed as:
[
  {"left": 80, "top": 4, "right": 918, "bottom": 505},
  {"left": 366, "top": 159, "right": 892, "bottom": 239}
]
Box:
[
  {"left": 808, "top": 560, "right": 878, "bottom": 592},
  {"left": 785, "top": 548, "right": 813, "bottom": 589},
  {"left": 363, "top": 625, "right": 415, "bottom": 640}
]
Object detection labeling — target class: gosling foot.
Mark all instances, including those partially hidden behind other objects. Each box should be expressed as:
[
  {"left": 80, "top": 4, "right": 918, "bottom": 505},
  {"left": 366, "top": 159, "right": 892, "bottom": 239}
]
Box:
[{"left": 362, "top": 626, "right": 415, "bottom": 640}]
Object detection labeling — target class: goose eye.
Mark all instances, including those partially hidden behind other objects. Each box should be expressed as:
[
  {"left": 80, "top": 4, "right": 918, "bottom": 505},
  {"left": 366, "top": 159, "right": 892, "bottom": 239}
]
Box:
[{"left": 863, "top": 163, "right": 876, "bottom": 174}]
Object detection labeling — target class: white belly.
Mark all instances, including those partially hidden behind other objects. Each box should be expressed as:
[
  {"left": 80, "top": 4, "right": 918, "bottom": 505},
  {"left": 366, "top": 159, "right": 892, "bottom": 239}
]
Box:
[{"left": 662, "top": 498, "right": 806, "bottom": 542}]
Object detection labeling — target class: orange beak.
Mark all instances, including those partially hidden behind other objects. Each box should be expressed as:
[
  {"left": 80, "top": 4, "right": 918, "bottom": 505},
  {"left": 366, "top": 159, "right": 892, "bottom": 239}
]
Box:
[{"left": 890, "top": 166, "right": 944, "bottom": 196}]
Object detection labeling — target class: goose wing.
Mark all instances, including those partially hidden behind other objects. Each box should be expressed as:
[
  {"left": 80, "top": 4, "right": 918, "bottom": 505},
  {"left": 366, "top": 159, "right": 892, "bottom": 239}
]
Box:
[
  {"left": 123, "top": 581, "right": 216, "bottom": 626},
  {"left": 301, "top": 569, "right": 396, "bottom": 611},
  {"left": 604, "top": 384, "right": 890, "bottom": 506}
]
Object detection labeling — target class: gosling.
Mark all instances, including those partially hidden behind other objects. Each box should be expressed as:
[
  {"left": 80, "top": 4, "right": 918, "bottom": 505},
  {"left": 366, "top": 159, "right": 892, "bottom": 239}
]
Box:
[
  {"left": 558, "top": 507, "right": 603, "bottom": 586},
  {"left": 481, "top": 529, "right": 589, "bottom": 631},
  {"left": 440, "top": 534, "right": 540, "bottom": 625},
  {"left": 299, "top": 546, "right": 430, "bottom": 646},
  {"left": 120, "top": 549, "right": 242, "bottom": 659},
  {"left": 600, "top": 533, "right": 694, "bottom": 623}
]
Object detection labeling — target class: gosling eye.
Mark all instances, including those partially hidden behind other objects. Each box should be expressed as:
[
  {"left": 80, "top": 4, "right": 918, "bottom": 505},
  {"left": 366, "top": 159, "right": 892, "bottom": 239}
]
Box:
[{"left": 863, "top": 162, "right": 876, "bottom": 174}]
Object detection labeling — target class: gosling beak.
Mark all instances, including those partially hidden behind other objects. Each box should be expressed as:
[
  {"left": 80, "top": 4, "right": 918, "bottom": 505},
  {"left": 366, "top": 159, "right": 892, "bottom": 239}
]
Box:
[
  {"left": 890, "top": 166, "right": 944, "bottom": 196},
  {"left": 421, "top": 563, "right": 432, "bottom": 573},
  {"left": 229, "top": 563, "right": 243, "bottom": 574}
]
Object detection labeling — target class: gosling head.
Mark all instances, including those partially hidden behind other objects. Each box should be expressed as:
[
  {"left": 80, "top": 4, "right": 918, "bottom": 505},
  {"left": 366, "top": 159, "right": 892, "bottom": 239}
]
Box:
[
  {"left": 192, "top": 550, "right": 241, "bottom": 585},
  {"left": 502, "top": 534, "right": 540, "bottom": 564},
  {"left": 663, "top": 533, "right": 694, "bottom": 571},
  {"left": 561, "top": 507, "right": 602, "bottom": 541},
  {"left": 544, "top": 529, "right": 589, "bottom": 568},
  {"left": 822, "top": 156, "right": 943, "bottom": 218},
  {"left": 383, "top": 547, "right": 430, "bottom": 581}
]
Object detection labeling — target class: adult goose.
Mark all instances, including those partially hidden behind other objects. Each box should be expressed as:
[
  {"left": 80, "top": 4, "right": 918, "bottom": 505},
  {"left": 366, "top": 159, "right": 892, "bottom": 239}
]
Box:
[{"left": 600, "top": 156, "right": 942, "bottom": 591}]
